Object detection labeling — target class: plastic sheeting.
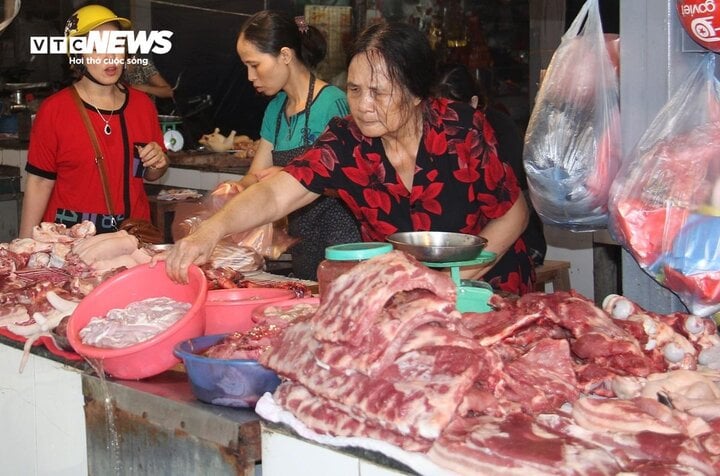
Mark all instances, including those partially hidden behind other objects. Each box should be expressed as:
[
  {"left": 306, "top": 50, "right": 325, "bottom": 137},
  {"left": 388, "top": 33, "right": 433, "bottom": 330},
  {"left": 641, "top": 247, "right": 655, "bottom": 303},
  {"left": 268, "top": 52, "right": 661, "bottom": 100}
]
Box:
[
  {"left": 609, "top": 54, "right": 720, "bottom": 316},
  {"left": 524, "top": 0, "right": 621, "bottom": 232}
]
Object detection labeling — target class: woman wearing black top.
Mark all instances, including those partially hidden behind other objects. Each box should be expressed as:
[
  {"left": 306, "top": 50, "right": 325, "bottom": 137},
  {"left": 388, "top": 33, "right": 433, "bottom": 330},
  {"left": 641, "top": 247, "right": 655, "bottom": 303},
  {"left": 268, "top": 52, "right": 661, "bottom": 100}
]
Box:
[{"left": 435, "top": 63, "right": 547, "bottom": 268}]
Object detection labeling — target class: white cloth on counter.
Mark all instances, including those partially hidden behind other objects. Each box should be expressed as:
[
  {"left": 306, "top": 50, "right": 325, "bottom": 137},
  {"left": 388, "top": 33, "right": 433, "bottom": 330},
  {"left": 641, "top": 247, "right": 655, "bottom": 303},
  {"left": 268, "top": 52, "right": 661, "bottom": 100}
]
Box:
[{"left": 255, "top": 392, "right": 454, "bottom": 476}]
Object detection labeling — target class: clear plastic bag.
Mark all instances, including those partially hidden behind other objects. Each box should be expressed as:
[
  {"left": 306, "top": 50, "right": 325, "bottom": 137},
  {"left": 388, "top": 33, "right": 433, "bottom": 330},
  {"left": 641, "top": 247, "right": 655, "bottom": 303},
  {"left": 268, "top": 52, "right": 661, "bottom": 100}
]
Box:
[
  {"left": 523, "top": 0, "right": 621, "bottom": 231},
  {"left": 608, "top": 53, "right": 720, "bottom": 316},
  {"left": 172, "top": 181, "right": 298, "bottom": 261},
  {"left": 209, "top": 241, "right": 265, "bottom": 273}
]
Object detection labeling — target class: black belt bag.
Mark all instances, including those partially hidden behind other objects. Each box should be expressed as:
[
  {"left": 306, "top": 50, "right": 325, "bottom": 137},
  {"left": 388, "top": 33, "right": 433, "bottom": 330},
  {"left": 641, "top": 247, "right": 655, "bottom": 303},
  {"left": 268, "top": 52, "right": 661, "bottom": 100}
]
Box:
[{"left": 55, "top": 208, "right": 125, "bottom": 233}]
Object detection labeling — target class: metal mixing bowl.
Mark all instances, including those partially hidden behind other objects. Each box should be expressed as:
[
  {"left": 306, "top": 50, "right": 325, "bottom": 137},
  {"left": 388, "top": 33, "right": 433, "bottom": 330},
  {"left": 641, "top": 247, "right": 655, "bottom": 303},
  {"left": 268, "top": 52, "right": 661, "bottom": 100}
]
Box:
[{"left": 386, "top": 231, "right": 488, "bottom": 263}]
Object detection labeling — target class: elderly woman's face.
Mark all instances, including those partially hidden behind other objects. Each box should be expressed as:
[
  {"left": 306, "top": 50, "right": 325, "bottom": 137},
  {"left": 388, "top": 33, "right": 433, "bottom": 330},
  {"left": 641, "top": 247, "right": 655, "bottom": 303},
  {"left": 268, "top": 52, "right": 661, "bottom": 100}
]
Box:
[{"left": 346, "top": 52, "right": 413, "bottom": 138}]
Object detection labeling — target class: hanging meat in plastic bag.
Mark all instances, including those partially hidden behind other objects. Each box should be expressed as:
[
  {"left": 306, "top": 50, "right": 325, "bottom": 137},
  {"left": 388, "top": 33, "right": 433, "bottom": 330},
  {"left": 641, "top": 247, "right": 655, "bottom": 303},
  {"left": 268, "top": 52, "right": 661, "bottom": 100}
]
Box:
[
  {"left": 663, "top": 214, "right": 720, "bottom": 315},
  {"left": 523, "top": 0, "right": 621, "bottom": 231},
  {"left": 608, "top": 53, "right": 720, "bottom": 316}
]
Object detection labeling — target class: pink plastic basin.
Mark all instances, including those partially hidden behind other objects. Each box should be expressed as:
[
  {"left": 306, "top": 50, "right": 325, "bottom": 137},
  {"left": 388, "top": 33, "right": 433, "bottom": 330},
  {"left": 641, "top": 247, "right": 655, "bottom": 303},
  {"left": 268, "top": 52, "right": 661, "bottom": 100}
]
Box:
[
  {"left": 67, "top": 262, "right": 208, "bottom": 380},
  {"left": 204, "top": 287, "right": 297, "bottom": 335}
]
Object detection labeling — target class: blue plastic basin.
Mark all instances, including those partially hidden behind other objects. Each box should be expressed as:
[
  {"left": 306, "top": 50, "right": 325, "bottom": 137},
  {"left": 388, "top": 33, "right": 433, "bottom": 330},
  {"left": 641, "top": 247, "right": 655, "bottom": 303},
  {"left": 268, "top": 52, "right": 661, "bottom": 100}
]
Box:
[{"left": 173, "top": 334, "right": 281, "bottom": 408}]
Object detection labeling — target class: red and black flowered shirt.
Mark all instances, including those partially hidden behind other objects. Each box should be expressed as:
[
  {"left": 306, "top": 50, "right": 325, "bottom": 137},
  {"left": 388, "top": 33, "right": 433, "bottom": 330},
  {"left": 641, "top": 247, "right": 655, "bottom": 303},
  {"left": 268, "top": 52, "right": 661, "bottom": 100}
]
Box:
[{"left": 284, "top": 97, "right": 535, "bottom": 295}]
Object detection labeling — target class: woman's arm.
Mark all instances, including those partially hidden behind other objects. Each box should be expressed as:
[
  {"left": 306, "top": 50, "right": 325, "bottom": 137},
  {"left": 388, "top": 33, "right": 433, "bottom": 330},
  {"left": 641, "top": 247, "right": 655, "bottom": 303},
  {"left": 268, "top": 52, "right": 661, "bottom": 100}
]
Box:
[
  {"left": 163, "top": 171, "right": 318, "bottom": 283},
  {"left": 132, "top": 72, "right": 174, "bottom": 99},
  {"left": 461, "top": 195, "right": 530, "bottom": 280},
  {"left": 236, "top": 138, "right": 274, "bottom": 189},
  {"left": 19, "top": 174, "right": 55, "bottom": 238}
]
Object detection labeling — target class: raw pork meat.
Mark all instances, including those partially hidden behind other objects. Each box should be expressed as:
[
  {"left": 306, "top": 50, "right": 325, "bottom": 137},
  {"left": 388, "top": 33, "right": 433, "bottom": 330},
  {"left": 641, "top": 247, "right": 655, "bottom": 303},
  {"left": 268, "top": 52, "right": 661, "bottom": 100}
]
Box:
[
  {"left": 312, "top": 251, "right": 456, "bottom": 344},
  {"left": 255, "top": 250, "right": 720, "bottom": 475}
]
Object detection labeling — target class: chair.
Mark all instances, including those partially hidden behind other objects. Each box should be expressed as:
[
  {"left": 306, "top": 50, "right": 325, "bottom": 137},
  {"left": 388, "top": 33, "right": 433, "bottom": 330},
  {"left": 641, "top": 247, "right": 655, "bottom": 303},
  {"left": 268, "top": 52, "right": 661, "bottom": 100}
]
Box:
[{"left": 534, "top": 260, "right": 571, "bottom": 292}]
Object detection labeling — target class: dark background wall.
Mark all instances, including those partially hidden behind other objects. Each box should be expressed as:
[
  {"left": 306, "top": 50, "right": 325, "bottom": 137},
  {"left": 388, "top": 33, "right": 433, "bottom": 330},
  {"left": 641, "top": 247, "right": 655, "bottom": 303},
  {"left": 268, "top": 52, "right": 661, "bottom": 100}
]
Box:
[
  {"left": 0, "top": 0, "right": 293, "bottom": 147},
  {"left": 150, "top": 1, "right": 279, "bottom": 147},
  {"left": 0, "top": 0, "right": 544, "bottom": 147},
  {"left": 150, "top": 1, "right": 294, "bottom": 147},
  {"left": 565, "top": 0, "right": 620, "bottom": 33}
]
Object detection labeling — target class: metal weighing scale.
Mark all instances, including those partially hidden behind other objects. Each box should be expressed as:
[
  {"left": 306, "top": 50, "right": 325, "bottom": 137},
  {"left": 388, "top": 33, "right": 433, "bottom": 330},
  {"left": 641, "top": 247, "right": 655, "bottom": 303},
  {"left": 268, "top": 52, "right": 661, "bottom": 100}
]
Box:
[
  {"left": 159, "top": 115, "right": 184, "bottom": 152},
  {"left": 422, "top": 250, "right": 497, "bottom": 312}
]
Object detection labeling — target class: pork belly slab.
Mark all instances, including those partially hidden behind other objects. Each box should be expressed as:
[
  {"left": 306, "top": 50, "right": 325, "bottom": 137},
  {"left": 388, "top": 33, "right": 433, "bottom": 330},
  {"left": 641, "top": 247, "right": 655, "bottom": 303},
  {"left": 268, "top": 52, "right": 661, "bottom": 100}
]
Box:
[
  {"left": 273, "top": 381, "right": 433, "bottom": 452},
  {"left": 260, "top": 252, "right": 487, "bottom": 441},
  {"left": 312, "top": 251, "right": 456, "bottom": 344},
  {"left": 312, "top": 291, "right": 461, "bottom": 377},
  {"left": 263, "top": 313, "right": 493, "bottom": 441},
  {"left": 498, "top": 338, "right": 580, "bottom": 414},
  {"left": 572, "top": 396, "right": 713, "bottom": 438},
  {"left": 537, "top": 412, "right": 718, "bottom": 475},
  {"left": 427, "top": 413, "right": 621, "bottom": 476},
  {"left": 256, "top": 251, "right": 720, "bottom": 475}
]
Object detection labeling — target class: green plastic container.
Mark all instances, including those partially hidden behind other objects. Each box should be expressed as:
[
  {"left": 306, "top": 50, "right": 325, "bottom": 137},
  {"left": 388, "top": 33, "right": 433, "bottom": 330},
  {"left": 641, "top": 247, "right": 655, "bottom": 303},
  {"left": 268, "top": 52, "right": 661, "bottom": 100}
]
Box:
[{"left": 456, "top": 286, "right": 492, "bottom": 312}]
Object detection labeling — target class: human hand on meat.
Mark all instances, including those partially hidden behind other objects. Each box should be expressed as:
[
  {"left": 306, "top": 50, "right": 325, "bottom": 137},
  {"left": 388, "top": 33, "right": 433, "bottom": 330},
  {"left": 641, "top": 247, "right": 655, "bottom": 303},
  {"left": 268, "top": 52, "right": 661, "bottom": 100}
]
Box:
[
  {"left": 137, "top": 142, "right": 169, "bottom": 180},
  {"left": 158, "top": 220, "right": 225, "bottom": 284},
  {"left": 162, "top": 172, "right": 314, "bottom": 282}
]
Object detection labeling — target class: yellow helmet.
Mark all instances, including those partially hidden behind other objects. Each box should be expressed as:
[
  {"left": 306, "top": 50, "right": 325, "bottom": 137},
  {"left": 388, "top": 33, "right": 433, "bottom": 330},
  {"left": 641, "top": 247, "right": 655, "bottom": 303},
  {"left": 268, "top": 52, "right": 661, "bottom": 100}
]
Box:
[{"left": 64, "top": 4, "right": 131, "bottom": 37}]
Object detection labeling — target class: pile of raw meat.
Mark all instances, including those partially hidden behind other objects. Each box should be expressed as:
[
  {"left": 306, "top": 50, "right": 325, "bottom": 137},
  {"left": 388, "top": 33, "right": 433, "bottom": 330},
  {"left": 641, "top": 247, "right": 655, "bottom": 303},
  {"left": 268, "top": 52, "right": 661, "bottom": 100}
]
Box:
[
  {"left": 79, "top": 297, "right": 191, "bottom": 348},
  {"left": 201, "top": 265, "right": 311, "bottom": 296},
  {"left": 257, "top": 251, "right": 720, "bottom": 475},
  {"left": 204, "top": 300, "right": 319, "bottom": 361},
  {"left": 0, "top": 221, "right": 154, "bottom": 369}
]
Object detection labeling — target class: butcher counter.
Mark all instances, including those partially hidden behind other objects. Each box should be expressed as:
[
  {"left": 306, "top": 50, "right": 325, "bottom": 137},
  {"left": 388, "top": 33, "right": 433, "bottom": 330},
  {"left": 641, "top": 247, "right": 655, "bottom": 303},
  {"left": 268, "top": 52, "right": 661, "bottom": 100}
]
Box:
[
  {"left": 0, "top": 334, "right": 262, "bottom": 475},
  {"left": 0, "top": 145, "right": 250, "bottom": 194},
  {"left": 157, "top": 150, "right": 251, "bottom": 189},
  {"left": 0, "top": 336, "right": 416, "bottom": 476}
]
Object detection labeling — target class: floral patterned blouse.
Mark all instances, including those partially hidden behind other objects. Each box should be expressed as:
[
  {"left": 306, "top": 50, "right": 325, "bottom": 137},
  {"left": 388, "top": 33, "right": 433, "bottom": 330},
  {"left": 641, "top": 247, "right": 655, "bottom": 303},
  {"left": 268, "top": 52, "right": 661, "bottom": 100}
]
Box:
[{"left": 284, "top": 97, "right": 535, "bottom": 295}]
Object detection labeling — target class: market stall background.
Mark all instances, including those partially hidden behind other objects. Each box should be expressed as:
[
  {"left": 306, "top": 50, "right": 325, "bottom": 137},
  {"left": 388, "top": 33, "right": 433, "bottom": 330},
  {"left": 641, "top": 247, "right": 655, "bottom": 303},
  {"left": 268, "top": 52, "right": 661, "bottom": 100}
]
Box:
[
  {"left": 1, "top": 0, "right": 597, "bottom": 292},
  {"left": 0, "top": 1, "right": 537, "bottom": 146},
  {"left": 1, "top": 1, "right": 717, "bottom": 475}
]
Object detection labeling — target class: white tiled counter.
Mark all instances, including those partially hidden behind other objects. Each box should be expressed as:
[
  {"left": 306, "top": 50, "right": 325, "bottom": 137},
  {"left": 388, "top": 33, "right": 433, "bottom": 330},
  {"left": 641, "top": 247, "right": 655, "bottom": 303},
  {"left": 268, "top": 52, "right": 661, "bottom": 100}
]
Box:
[
  {"left": 262, "top": 425, "right": 413, "bottom": 476},
  {"left": 0, "top": 343, "right": 87, "bottom": 476},
  {"left": 0, "top": 337, "right": 263, "bottom": 476}
]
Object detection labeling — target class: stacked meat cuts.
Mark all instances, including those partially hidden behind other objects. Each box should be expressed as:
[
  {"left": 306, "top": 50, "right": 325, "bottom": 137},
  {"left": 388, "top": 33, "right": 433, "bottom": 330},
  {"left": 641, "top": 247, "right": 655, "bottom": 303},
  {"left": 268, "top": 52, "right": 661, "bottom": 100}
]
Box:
[
  {"left": 257, "top": 251, "right": 720, "bottom": 475},
  {"left": 201, "top": 265, "right": 312, "bottom": 296},
  {"left": 0, "top": 221, "right": 154, "bottom": 370},
  {"left": 0, "top": 222, "right": 152, "bottom": 310},
  {"left": 0, "top": 220, "right": 311, "bottom": 372}
]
